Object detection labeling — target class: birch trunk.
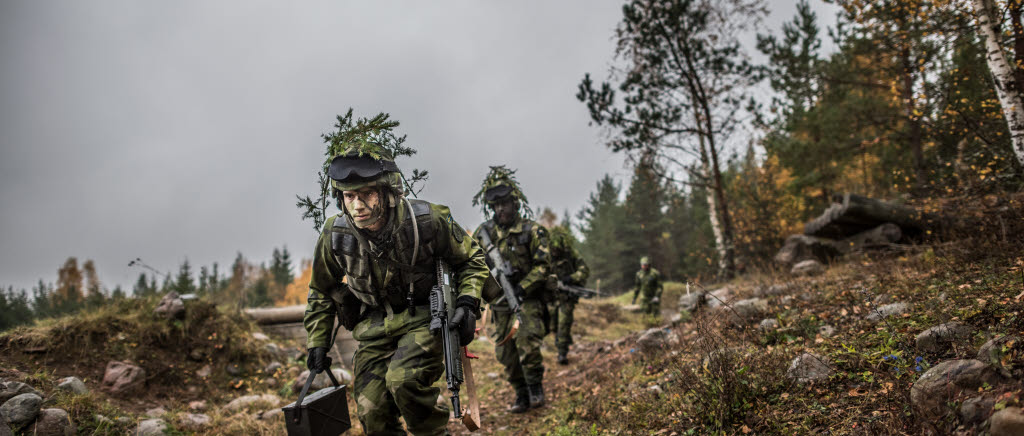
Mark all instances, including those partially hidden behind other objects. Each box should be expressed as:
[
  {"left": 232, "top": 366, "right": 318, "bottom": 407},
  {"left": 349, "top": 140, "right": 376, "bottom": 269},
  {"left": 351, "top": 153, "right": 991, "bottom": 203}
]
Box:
[
  {"left": 973, "top": 0, "right": 1024, "bottom": 166},
  {"left": 697, "top": 137, "right": 729, "bottom": 276}
]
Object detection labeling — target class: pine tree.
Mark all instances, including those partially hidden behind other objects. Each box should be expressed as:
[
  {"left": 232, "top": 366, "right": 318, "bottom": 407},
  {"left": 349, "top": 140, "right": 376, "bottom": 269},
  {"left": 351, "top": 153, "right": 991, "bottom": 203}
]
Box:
[
  {"left": 577, "top": 175, "right": 631, "bottom": 293},
  {"left": 174, "top": 259, "right": 197, "bottom": 295},
  {"left": 622, "top": 160, "right": 671, "bottom": 277}
]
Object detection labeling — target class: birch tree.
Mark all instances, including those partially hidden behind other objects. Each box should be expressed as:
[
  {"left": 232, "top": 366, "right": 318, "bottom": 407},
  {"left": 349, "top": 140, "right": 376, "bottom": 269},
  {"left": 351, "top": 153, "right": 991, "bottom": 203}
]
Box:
[{"left": 972, "top": 0, "right": 1024, "bottom": 166}]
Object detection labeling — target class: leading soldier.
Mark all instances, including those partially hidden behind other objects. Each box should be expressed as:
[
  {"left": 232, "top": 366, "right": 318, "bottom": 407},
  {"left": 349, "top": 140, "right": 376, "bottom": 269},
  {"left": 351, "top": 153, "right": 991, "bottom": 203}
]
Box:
[
  {"left": 471, "top": 166, "right": 552, "bottom": 413},
  {"left": 303, "top": 143, "right": 490, "bottom": 435},
  {"left": 631, "top": 256, "right": 663, "bottom": 317},
  {"left": 547, "top": 225, "right": 589, "bottom": 365}
]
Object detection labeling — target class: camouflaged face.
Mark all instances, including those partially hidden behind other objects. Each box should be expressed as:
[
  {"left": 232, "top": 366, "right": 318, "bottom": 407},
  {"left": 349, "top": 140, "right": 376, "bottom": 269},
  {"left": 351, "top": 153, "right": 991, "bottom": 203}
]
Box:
[{"left": 472, "top": 165, "right": 532, "bottom": 218}]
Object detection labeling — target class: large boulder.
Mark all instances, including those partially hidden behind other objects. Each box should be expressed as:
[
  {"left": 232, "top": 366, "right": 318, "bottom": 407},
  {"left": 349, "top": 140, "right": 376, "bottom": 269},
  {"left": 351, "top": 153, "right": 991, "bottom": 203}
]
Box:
[
  {"left": 154, "top": 292, "right": 185, "bottom": 320},
  {"left": 915, "top": 322, "right": 972, "bottom": 354},
  {"left": 959, "top": 394, "right": 995, "bottom": 427},
  {"left": 56, "top": 377, "right": 88, "bottom": 395},
  {"left": 791, "top": 259, "right": 825, "bottom": 277},
  {"left": 910, "top": 359, "right": 1005, "bottom": 423},
  {"left": 677, "top": 292, "right": 705, "bottom": 314},
  {"left": 786, "top": 353, "right": 833, "bottom": 383},
  {"left": 635, "top": 328, "right": 680, "bottom": 353},
  {"left": 727, "top": 298, "right": 768, "bottom": 324},
  {"left": 101, "top": 361, "right": 146, "bottom": 395},
  {"left": 990, "top": 407, "right": 1024, "bottom": 436},
  {"left": 30, "top": 408, "right": 75, "bottom": 436},
  {"left": 134, "top": 419, "right": 167, "bottom": 436},
  {"left": 865, "top": 302, "right": 910, "bottom": 322},
  {"left": 0, "top": 393, "right": 43, "bottom": 430},
  {"left": 223, "top": 394, "right": 280, "bottom": 412},
  {"left": 0, "top": 417, "right": 10, "bottom": 436},
  {"left": 178, "top": 413, "right": 211, "bottom": 431},
  {"left": 0, "top": 382, "right": 41, "bottom": 404},
  {"left": 977, "top": 335, "right": 1023, "bottom": 375},
  {"left": 704, "top": 287, "right": 733, "bottom": 310},
  {"left": 754, "top": 284, "right": 790, "bottom": 298}
]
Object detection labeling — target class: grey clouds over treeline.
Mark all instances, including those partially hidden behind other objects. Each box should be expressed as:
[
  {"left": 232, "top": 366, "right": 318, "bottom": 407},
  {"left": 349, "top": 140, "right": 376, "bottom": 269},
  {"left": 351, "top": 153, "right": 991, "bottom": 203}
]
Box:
[{"left": 0, "top": 1, "right": 834, "bottom": 293}]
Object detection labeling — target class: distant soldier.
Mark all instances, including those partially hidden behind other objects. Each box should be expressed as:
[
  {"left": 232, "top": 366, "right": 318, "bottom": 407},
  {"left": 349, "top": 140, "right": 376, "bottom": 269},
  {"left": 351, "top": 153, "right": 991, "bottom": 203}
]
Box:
[
  {"left": 547, "top": 225, "right": 589, "bottom": 365},
  {"left": 303, "top": 142, "right": 490, "bottom": 435},
  {"left": 472, "top": 166, "right": 552, "bottom": 413},
  {"left": 631, "top": 256, "right": 663, "bottom": 316}
]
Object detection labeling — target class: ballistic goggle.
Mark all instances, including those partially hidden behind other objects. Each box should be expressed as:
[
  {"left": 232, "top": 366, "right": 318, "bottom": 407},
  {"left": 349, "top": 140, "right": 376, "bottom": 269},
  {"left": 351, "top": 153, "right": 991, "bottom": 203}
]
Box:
[
  {"left": 328, "top": 154, "right": 400, "bottom": 182},
  {"left": 484, "top": 185, "right": 515, "bottom": 203}
]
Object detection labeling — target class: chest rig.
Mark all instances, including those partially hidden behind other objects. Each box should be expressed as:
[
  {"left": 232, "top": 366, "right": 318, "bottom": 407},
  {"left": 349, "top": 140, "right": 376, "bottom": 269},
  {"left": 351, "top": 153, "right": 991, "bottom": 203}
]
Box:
[
  {"left": 481, "top": 219, "right": 533, "bottom": 283},
  {"left": 329, "top": 199, "right": 440, "bottom": 315}
]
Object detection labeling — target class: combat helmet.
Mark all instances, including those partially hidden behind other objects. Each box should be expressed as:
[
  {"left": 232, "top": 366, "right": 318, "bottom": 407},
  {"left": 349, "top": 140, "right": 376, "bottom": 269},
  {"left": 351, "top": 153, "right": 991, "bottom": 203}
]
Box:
[
  {"left": 473, "top": 165, "right": 532, "bottom": 218},
  {"left": 640, "top": 256, "right": 650, "bottom": 266},
  {"left": 548, "top": 225, "right": 575, "bottom": 254},
  {"left": 327, "top": 143, "right": 406, "bottom": 205}
]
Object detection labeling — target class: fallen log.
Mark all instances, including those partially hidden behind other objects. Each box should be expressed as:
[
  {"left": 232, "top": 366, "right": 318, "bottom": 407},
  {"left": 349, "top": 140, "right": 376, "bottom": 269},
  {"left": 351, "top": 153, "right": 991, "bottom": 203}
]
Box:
[
  {"left": 804, "top": 193, "right": 928, "bottom": 239},
  {"left": 243, "top": 305, "right": 305, "bottom": 325}
]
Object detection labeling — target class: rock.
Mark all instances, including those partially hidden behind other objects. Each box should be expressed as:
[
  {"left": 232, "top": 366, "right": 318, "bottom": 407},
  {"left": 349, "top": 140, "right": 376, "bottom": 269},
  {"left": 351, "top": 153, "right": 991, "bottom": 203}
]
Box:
[
  {"left": 56, "top": 377, "right": 88, "bottom": 395},
  {"left": 787, "top": 353, "right": 833, "bottom": 383},
  {"left": 622, "top": 304, "right": 644, "bottom": 313},
  {"left": 486, "top": 372, "right": 499, "bottom": 379},
  {"left": 916, "top": 322, "right": 972, "bottom": 354},
  {"left": 224, "top": 394, "right": 280, "bottom": 412},
  {"left": 780, "top": 296, "right": 796, "bottom": 306},
  {"left": 187, "top": 400, "right": 207, "bottom": 411},
  {"left": 30, "top": 408, "right": 74, "bottom": 436},
  {"left": 728, "top": 298, "right": 768, "bottom": 323},
  {"left": 865, "top": 302, "right": 909, "bottom": 322},
  {"left": 910, "top": 359, "right": 1005, "bottom": 422},
  {"left": 872, "top": 294, "right": 893, "bottom": 305},
  {"left": 291, "top": 369, "right": 352, "bottom": 392},
  {"left": 285, "top": 366, "right": 300, "bottom": 378},
  {"left": 144, "top": 407, "right": 166, "bottom": 417},
  {"left": 187, "top": 349, "right": 205, "bottom": 362},
  {"left": 264, "top": 343, "right": 282, "bottom": 356},
  {"left": 818, "top": 325, "right": 836, "bottom": 338},
  {"left": 977, "top": 335, "right": 1022, "bottom": 373},
  {"left": 791, "top": 259, "right": 825, "bottom": 277},
  {"left": 702, "top": 347, "right": 744, "bottom": 369},
  {"left": 0, "top": 393, "right": 43, "bottom": 430},
  {"left": 704, "top": 287, "right": 733, "bottom": 310},
  {"left": 636, "top": 328, "right": 679, "bottom": 353},
  {"left": 0, "top": 382, "right": 41, "bottom": 404},
  {"left": 677, "top": 292, "right": 705, "bottom": 313},
  {"left": 0, "top": 418, "right": 10, "bottom": 436},
  {"left": 101, "top": 361, "right": 146, "bottom": 395},
  {"left": 135, "top": 418, "right": 167, "bottom": 436},
  {"left": 669, "top": 313, "right": 683, "bottom": 324},
  {"left": 258, "top": 408, "right": 283, "bottom": 422},
  {"left": 225, "top": 364, "right": 242, "bottom": 376},
  {"left": 196, "top": 365, "right": 212, "bottom": 378},
  {"left": 116, "top": 416, "right": 133, "bottom": 426},
  {"left": 759, "top": 319, "right": 779, "bottom": 331},
  {"left": 263, "top": 378, "right": 278, "bottom": 388},
  {"left": 154, "top": 292, "right": 185, "bottom": 320},
  {"left": 178, "top": 413, "right": 211, "bottom": 430},
  {"left": 775, "top": 234, "right": 841, "bottom": 266},
  {"left": 754, "top": 284, "right": 789, "bottom": 298},
  {"left": 991, "top": 407, "right": 1024, "bottom": 436},
  {"left": 648, "top": 385, "right": 662, "bottom": 395},
  {"left": 958, "top": 395, "right": 995, "bottom": 427},
  {"left": 252, "top": 332, "right": 270, "bottom": 341},
  {"left": 94, "top": 414, "right": 113, "bottom": 426}
]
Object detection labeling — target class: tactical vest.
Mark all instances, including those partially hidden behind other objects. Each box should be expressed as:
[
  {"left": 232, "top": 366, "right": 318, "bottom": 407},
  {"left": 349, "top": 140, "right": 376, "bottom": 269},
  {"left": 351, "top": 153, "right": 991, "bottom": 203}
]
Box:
[
  {"left": 329, "top": 199, "right": 441, "bottom": 311},
  {"left": 481, "top": 219, "right": 534, "bottom": 284}
]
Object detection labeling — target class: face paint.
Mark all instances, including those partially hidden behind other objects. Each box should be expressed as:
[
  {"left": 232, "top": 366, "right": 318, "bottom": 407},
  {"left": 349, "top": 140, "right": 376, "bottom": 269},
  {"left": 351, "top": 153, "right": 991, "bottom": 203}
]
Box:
[
  {"left": 492, "top": 197, "right": 518, "bottom": 227},
  {"left": 343, "top": 188, "right": 385, "bottom": 230}
]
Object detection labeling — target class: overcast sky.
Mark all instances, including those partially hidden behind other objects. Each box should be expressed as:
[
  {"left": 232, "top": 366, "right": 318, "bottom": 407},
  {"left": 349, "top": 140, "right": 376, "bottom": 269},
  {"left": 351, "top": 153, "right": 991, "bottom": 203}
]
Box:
[{"left": 0, "top": 1, "right": 838, "bottom": 293}]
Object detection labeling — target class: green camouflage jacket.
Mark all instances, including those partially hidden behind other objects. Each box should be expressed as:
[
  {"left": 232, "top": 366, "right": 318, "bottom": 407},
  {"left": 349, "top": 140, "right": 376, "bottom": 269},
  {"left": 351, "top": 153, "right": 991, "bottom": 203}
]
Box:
[
  {"left": 634, "top": 268, "right": 663, "bottom": 299},
  {"left": 472, "top": 217, "right": 551, "bottom": 304},
  {"left": 303, "top": 199, "right": 489, "bottom": 348},
  {"left": 550, "top": 240, "right": 589, "bottom": 286}
]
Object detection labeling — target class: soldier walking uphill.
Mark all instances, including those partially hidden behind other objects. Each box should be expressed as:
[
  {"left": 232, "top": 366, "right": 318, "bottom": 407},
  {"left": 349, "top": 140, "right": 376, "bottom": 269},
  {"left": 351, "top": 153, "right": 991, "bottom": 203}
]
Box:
[
  {"left": 302, "top": 143, "right": 490, "bottom": 436},
  {"left": 547, "top": 225, "right": 589, "bottom": 365},
  {"left": 471, "top": 166, "right": 552, "bottom": 413},
  {"left": 632, "top": 256, "right": 663, "bottom": 317}
]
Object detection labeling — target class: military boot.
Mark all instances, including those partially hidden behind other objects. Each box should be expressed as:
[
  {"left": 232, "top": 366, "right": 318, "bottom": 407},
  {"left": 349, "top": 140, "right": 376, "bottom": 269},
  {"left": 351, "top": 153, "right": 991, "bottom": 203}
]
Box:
[
  {"left": 508, "top": 387, "right": 530, "bottom": 414},
  {"left": 528, "top": 383, "right": 545, "bottom": 408},
  {"left": 557, "top": 351, "right": 569, "bottom": 365}
]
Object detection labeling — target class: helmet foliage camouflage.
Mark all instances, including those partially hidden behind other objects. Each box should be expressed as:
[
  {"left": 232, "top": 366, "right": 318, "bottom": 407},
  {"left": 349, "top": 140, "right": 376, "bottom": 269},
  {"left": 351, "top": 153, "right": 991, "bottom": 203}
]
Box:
[
  {"left": 640, "top": 256, "right": 650, "bottom": 266},
  {"left": 472, "top": 165, "right": 532, "bottom": 218},
  {"left": 548, "top": 225, "right": 575, "bottom": 253}
]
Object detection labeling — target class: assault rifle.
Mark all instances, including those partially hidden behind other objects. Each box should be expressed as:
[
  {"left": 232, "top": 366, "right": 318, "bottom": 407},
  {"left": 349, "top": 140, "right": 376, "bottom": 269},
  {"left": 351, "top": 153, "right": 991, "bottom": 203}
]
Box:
[
  {"left": 476, "top": 228, "right": 523, "bottom": 345},
  {"left": 428, "top": 260, "right": 481, "bottom": 430},
  {"left": 555, "top": 280, "right": 598, "bottom": 299}
]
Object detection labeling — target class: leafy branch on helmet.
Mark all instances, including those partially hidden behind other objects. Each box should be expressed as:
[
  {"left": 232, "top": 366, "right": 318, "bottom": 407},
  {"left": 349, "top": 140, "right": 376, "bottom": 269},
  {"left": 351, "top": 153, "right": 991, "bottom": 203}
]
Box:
[
  {"left": 472, "top": 165, "right": 533, "bottom": 218},
  {"left": 295, "top": 108, "right": 429, "bottom": 232}
]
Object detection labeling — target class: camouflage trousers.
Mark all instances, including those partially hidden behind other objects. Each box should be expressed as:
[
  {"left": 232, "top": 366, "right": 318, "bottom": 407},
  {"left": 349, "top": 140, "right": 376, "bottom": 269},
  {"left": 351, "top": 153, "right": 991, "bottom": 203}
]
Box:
[
  {"left": 640, "top": 293, "right": 661, "bottom": 316},
  {"left": 489, "top": 299, "right": 547, "bottom": 389},
  {"left": 551, "top": 296, "right": 577, "bottom": 354},
  {"left": 351, "top": 306, "right": 448, "bottom": 436}
]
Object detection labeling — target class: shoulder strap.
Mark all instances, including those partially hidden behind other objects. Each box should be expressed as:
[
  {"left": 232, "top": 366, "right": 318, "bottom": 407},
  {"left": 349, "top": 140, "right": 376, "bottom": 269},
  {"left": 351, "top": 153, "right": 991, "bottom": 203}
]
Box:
[
  {"left": 408, "top": 199, "right": 431, "bottom": 217},
  {"left": 518, "top": 221, "right": 533, "bottom": 246}
]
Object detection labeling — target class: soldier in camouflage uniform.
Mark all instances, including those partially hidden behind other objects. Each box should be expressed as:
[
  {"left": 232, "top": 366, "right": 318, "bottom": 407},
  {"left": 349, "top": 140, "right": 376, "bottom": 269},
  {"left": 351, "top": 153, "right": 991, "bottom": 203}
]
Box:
[
  {"left": 303, "top": 143, "right": 490, "bottom": 435},
  {"left": 547, "top": 225, "right": 589, "bottom": 365},
  {"left": 631, "top": 256, "right": 663, "bottom": 316},
  {"left": 471, "top": 166, "right": 552, "bottom": 413}
]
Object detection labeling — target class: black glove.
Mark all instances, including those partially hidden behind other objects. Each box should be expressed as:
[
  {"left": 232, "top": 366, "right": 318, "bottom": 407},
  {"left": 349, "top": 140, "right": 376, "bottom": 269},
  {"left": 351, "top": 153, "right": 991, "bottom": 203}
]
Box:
[
  {"left": 306, "top": 347, "right": 331, "bottom": 372},
  {"left": 450, "top": 296, "right": 480, "bottom": 347}
]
